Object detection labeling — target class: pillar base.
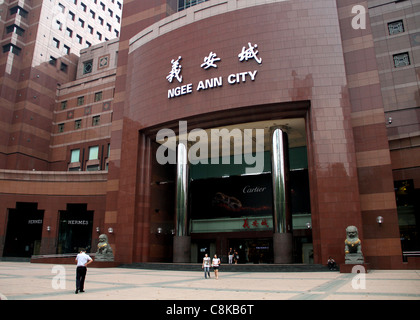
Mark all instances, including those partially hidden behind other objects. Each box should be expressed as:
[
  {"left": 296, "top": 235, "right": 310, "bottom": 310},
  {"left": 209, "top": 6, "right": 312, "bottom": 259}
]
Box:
[
  {"left": 273, "top": 232, "right": 293, "bottom": 264},
  {"left": 173, "top": 235, "right": 191, "bottom": 263}
]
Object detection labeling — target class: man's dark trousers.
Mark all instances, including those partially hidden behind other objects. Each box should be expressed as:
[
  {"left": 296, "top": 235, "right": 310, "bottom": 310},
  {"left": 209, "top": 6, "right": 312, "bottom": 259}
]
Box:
[{"left": 76, "top": 266, "right": 87, "bottom": 292}]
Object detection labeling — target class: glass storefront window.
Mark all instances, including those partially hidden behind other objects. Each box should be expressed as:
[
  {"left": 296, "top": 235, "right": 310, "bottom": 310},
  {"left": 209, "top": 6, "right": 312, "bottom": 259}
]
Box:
[
  {"left": 395, "top": 180, "right": 419, "bottom": 252},
  {"left": 57, "top": 204, "right": 93, "bottom": 254}
]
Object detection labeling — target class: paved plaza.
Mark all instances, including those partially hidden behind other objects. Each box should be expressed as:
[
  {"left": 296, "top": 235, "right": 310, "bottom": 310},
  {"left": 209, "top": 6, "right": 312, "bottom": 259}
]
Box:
[{"left": 0, "top": 262, "right": 419, "bottom": 301}]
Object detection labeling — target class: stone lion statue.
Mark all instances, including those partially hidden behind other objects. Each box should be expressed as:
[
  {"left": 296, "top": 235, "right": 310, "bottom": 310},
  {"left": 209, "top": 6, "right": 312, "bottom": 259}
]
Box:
[
  {"left": 95, "top": 234, "right": 114, "bottom": 261},
  {"left": 344, "top": 226, "right": 364, "bottom": 264}
]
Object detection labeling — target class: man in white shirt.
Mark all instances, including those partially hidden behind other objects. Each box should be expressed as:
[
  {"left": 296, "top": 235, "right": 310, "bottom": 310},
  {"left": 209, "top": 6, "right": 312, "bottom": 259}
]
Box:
[{"left": 75, "top": 248, "right": 93, "bottom": 294}]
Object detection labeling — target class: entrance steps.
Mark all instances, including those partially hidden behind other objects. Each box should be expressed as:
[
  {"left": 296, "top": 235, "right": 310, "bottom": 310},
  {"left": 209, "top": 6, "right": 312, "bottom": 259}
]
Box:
[{"left": 119, "top": 262, "right": 333, "bottom": 272}]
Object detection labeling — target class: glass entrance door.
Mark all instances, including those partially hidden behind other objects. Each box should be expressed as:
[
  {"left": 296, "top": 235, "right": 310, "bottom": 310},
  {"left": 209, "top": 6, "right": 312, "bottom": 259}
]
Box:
[
  {"left": 229, "top": 238, "right": 273, "bottom": 264},
  {"left": 57, "top": 204, "right": 93, "bottom": 253},
  {"left": 3, "top": 203, "right": 44, "bottom": 257}
]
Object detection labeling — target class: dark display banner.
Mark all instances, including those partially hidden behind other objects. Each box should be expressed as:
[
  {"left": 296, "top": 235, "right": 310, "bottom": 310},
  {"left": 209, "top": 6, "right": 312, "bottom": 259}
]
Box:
[{"left": 190, "top": 173, "right": 273, "bottom": 220}]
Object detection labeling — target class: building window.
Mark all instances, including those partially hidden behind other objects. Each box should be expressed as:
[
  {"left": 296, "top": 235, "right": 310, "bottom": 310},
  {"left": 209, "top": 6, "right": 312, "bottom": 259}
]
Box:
[
  {"left": 88, "top": 25, "right": 94, "bottom": 34},
  {"left": 61, "top": 101, "right": 67, "bottom": 110},
  {"left": 60, "top": 62, "right": 68, "bottom": 73},
  {"left": 81, "top": 2, "right": 87, "bottom": 12},
  {"left": 63, "top": 45, "right": 70, "bottom": 55},
  {"left": 10, "top": 6, "right": 28, "bottom": 18},
  {"left": 178, "top": 0, "right": 209, "bottom": 11},
  {"left": 49, "top": 56, "right": 57, "bottom": 66},
  {"left": 76, "top": 35, "right": 83, "bottom": 44},
  {"left": 393, "top": 52, "right": 410, "bottom": 68},
  {"left": 388, "top": 20, "right": 404, "bottom": 35},
  {"left": 88, "top": 146, "right": 99, "bottom": 160},
  {"left": 58, "top": 3, "right": 65, "bottom": 13},
  {"left": 90, "top": 10, "right": 95, "bottom": 18},
  {"left": 74, "top": 119, "right": 82, "bottom": 129},
  {"left": 53, "top": 38, "right": 60, "bottom": 48},
  {"left": 77, "top": 96, "right": 84, "bottom": 106},
  {"left": 58, "top": 123, "right": 65, "bottom": 133},
  {"left": 2, "top": 43, "right": 22, "bottom": 56},
  {"left": 68, "top": 11, "right": 75, "bottom": 21},
  {"left": 66, "top": 28, "right": 73, "bottom": 38},
  {"left": 100, "top": 2, "right": 105, "bottom": 10},
  {"left": 94, "top": 91, "right": 103, "bottom": 102},
  {"left": 92, "top": 115, "right": 100, "bottom": 126},
  {"left": 78, "top": 18, "right": 85, "bottom": 28},
  {"left": 6, "top": 24, "right": 25, "bottom": 36},
  {"left": 83, "top": 60, "right": 93, "bottom": 74},
  {"left": 55, "top": 20, "right": 63, "bottom": 31},
  {"left": 70, "top": 149, "right": 80, "bottom": 163},
  {"left": 96, "top": 32, "right": 102, "bottom": 40}
]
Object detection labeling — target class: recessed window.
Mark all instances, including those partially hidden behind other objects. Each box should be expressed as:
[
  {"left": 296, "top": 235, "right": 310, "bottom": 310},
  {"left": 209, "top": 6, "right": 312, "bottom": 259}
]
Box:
[
  {"left": 88, "top": 146, "right": 99, "bottom": 160},
  {"left": 92, "top": 115, "right": 101, "bottom": 126},
  {"left": 94, "top": 91, "right": 103, "bottom": 102},
  {"left": 49, "top": 56, "right": 57, "bottom": 66},
  {"left": 63, "top": 45, "right": 70, "bottom": 55},
  {"left": 68, "top": 11, "right": 75, "bottom": 21},
  {"left": 2, "top": 43, "right": 22, "bottom": 56},
  {"left": 60, "top": 62, "right": 68, "bottom": 73},
  {"left": 66, "top": 28, "right": 73, "bottom": 37},
  {"left": 58, "top": 123, "right": 65, "bottom": 133},
  {"left": 53, "top": 38, "right": 60, "bottom": 48},
  {"left": 10, "top": 6, "right": 28, "bottom": 18},
  {"left": 83, "top": 60, "right": 93, "bottom": 74},
  {"left": 70, "top": 149, "right": 80, "bottom": 163},
  {"left": 388, "top": 20, "right": 404, "bottom": 35},
  {"left": 6, "top": 24, "right": 25, "bottom": 36},
  {"left": 393, "top": 52, "right": 410, "bottom": 68},
  {"left": 74, "top": 119, "right": 82, "bottom": 129},
  {"left": 77, "top": 96, "right": 85, "bottom": 106},
  {"left": 61, "top": 101, "right": 67, "bottom": 110},
  {"left": 55, "top": 20, "right": 63, "bottom": 31}
]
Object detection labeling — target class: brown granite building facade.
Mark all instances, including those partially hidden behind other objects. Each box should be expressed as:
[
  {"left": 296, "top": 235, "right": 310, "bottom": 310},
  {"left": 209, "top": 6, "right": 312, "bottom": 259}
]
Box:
[{"left": 0, "top": 0, "right": 419, "bottom": 270}]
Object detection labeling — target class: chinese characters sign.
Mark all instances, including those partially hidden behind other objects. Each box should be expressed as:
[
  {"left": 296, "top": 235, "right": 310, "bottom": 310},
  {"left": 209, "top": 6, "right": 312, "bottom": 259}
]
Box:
[
  {"left": 167, "top": 43, "right": 262, "bottom": 99},
  {"left": 242, "top": 218, "right": 270, "bottom": 229}
]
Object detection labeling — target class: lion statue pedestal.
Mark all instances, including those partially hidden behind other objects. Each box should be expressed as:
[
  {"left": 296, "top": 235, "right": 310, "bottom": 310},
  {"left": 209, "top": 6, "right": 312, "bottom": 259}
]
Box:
[
  {"left": 344, "top": 226, "right": 364, "bottom": 264},
  {"left": 95, "top": 234, "right": 114, "bottom": 262}
]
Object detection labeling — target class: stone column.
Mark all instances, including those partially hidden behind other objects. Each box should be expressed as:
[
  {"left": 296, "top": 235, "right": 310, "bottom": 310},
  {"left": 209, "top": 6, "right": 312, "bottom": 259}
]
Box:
[
  {"left": 271, "top": 127, "right": 293, "bottom": 263},
  {"left": 173, "top": 142, "right": 191, "bottom": 262}
]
